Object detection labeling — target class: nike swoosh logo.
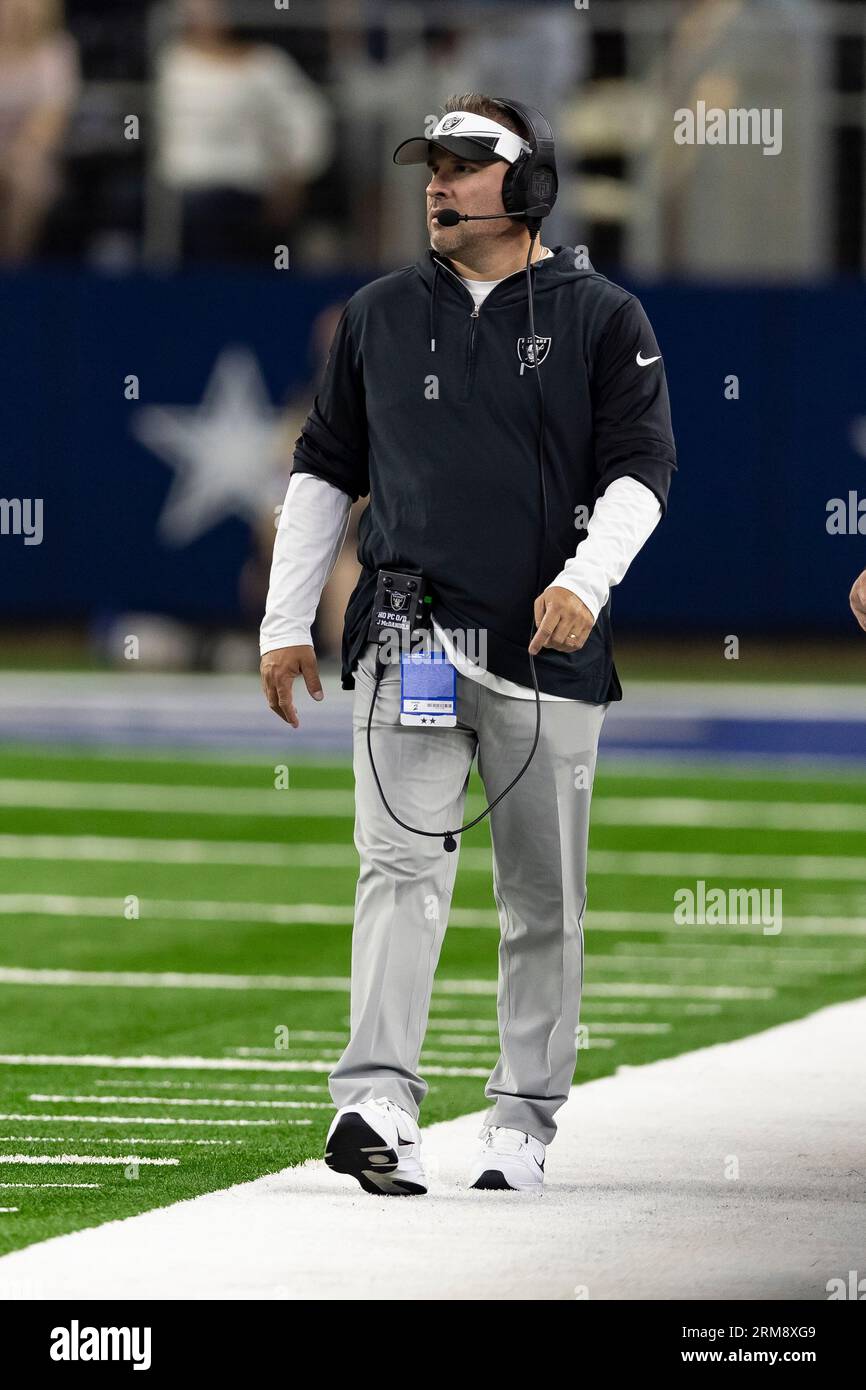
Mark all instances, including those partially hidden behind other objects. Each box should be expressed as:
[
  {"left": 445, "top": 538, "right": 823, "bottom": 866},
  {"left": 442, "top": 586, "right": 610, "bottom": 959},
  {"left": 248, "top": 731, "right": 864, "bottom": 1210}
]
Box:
[
  {"left": 636, "top": 351, "right": 661, "bottom": 366},
  {"left": 396, "top": 1132, "right": 412, "bottom": 1147}
]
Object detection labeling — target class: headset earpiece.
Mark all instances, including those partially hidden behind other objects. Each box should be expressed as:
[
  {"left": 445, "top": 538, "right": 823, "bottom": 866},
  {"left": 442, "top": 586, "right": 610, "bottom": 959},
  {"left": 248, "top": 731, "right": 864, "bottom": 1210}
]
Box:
[{"left": 490, "top": 96, "right": 559, "bottom": 229}]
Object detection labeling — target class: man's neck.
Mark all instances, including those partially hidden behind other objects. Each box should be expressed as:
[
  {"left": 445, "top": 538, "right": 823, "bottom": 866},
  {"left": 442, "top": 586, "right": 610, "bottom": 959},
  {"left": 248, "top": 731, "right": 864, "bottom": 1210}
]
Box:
[{"left": 444, "top": 240, "right": 550, "bottom": 282}]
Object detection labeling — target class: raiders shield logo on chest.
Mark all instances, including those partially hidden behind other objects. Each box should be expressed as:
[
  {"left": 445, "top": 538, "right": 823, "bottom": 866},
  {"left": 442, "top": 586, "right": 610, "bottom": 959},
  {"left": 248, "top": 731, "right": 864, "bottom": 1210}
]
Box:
[{"left": 516, "top": 336, "right": 552, "bottom": 372}]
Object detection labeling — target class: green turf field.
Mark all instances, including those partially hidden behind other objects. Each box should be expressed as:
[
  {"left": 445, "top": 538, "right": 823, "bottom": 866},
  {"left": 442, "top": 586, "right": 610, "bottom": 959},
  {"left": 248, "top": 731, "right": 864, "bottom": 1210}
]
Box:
[{"left": 1, "top": 740, "right": 865, "bottom": 1257}]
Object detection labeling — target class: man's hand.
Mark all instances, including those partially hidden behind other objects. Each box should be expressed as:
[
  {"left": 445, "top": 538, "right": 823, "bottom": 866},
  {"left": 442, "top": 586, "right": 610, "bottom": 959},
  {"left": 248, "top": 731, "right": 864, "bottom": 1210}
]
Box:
[
  {"left": 260, "top": 645, "right": 324, "bottom": 728},
  {"left": 850, "top": 568, "right": 866, "bottom": 633},
  {"left": 529, "top": 586, "right": 595, "bottom": 656}
]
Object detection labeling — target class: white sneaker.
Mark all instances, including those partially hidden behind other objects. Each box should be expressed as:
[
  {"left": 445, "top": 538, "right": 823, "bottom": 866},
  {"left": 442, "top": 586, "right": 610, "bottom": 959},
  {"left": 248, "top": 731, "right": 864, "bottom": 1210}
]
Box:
[
  {"left": 468, "top": 1125, "right": 546, "bottom": 1194},
  {"left": 324, "top": 1097, "right": 426, "bottom": 1196}
]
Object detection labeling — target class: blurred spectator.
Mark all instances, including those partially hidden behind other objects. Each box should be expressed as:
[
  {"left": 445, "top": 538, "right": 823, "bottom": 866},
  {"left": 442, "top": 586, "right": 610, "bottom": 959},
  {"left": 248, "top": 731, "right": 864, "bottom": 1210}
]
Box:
[
  {"left": 626, "top": 0, "right": 824, "bottom": 281},
  {"left": 335, "top": 12, "right": 584, "bottom": 265},
  {"left": 0, "top": 0, "right": 80, "bottom": 263},
  {"left": 154, "top": 0, "right": 334, "bottom": 265},
  {"left": 241, "top": 303, "right": 364, "bottom": 661},
  {"left": 851, "top": 568, "right": 866, "bottom": 633}
]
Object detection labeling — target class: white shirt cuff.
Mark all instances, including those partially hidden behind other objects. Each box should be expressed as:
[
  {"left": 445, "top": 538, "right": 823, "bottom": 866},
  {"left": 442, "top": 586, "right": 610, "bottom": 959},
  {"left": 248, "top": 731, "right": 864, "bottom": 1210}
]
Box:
[
  {"left": 259, "top": 472, "right": 352, "bottom": 656},
  {"left": 549, "top": 475, "right": 662, "bottom": 622}
]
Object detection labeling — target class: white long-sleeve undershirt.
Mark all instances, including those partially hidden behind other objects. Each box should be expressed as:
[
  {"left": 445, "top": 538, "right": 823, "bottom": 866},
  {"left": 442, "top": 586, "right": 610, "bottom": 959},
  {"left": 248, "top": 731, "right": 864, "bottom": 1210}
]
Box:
[{"left": 259, "top": 471, "right": 661, "bottom": 702}]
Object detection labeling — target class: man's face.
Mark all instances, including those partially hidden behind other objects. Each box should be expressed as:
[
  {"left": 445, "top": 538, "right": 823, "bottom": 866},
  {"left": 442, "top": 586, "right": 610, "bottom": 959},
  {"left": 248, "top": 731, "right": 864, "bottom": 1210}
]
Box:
[{"left": 426, "top": 148, "right": 514, "bottom": 257}]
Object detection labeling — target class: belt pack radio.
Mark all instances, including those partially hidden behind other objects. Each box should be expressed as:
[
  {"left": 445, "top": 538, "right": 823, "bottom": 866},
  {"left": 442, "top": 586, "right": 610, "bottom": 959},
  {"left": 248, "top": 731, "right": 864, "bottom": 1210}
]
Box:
[{"left": 366, "top": 568, "right": 432, "bottom": 647}]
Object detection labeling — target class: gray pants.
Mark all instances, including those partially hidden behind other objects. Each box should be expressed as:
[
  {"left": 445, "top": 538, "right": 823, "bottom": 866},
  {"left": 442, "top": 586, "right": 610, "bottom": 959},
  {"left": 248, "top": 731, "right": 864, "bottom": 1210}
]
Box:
[{"left": 328, "top": 640, "right": 608, "bottom": 1145}]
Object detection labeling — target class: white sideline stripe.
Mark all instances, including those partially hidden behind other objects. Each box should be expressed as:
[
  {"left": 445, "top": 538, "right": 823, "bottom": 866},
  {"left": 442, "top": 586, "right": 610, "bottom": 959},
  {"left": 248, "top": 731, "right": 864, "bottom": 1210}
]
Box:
[
  {"left": 0, "top": 969, "right": 773, "bottom": 999},
  {"left": 0, "top": 1053, "right": 489, "bottom": 1077},
  {"left": 0, "top": 1136, "right": 241, "bottom": 1146},
  {"left": 0, "top": 1113, "right": 308, "bottom": 1128},
  {"left": 0, "top": 1183, "right": 100, "bottom": 1189},
  {"left": 5, "top": 832, "right": 866, "bottom": 883},
  {"left": 0, "top": 1155, "right": 178, "bottom": 1166},
  {"left": 1, "top": 897, "right": 863, "bottom": 938},
  {"left": 3, "top": 999, "right": 863, "bottom": 1300},
  {"left": 28, "top": 1094, "right": 331, "bottom": 1110},
  {"left": 0, "top": 1208, "right": 18, "bottom": 1212}
]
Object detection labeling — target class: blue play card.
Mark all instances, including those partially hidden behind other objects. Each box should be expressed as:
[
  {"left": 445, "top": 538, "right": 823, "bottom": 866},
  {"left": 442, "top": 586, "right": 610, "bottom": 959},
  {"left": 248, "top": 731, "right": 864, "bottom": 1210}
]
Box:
[{"left": 400, "top": 649, "right": 457, "bottom": 726}]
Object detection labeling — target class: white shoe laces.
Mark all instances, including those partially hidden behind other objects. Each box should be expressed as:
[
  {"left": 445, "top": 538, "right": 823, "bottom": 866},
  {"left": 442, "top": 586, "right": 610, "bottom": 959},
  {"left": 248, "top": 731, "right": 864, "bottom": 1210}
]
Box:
[{"left": 483, "top": 1126, "right": 532, "bottom": 1154}]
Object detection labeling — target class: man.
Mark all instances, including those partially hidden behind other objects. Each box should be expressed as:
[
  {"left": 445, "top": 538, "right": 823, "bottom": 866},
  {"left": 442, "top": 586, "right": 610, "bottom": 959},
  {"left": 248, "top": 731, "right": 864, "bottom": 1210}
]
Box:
[{"left": 260, "top": 95, "right": 676, "bottom": 1196}]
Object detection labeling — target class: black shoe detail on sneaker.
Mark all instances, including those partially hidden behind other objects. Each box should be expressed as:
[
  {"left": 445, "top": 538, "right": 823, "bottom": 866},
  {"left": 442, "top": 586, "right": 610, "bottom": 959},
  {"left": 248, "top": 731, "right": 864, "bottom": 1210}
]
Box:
[
  {"left": 471, "top": 1169, "right": 517, "bottom": 1191},
  {"left": 363, "top": 1174, "right": 427, "bottom": 1197},
  {"left": 325, "top": 1114, "right": 397, "bottom": 1186}
]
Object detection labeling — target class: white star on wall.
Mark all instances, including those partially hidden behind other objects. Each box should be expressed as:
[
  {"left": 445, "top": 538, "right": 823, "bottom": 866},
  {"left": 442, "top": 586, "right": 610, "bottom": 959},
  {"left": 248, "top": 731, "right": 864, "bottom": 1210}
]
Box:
[{"left": 132, "top": 346, "right": 287, "bottom": 546}]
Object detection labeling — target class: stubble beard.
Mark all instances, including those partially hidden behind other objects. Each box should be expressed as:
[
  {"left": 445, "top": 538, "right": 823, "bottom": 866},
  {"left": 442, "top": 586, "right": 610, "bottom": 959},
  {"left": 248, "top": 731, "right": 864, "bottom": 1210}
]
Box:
[{"left": 429, "top": 218, "right": 516, "bottom": 264}]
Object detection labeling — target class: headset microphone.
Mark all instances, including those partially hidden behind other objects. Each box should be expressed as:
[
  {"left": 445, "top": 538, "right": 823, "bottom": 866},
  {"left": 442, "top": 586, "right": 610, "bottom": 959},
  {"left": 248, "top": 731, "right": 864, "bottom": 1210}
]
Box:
[{"left": 434, "top": 205, "right": 550, "bottom": 227}]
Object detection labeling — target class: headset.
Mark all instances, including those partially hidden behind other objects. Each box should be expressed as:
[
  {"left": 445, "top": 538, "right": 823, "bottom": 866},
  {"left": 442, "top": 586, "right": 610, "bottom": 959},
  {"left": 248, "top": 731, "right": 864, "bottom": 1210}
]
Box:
[
  {"left": 495, "top": 96, "right": 559, "bottom": 236},
  {"left": 368, "top": 97, "right": 560, "bottom": 853}
]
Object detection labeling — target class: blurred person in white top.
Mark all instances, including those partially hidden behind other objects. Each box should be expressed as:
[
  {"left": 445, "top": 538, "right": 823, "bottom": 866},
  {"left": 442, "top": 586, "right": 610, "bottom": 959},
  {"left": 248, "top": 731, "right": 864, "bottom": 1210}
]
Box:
[
  {"left": 154, "top": 0, "right": 334, "bottom": 264},
  {"left": 0, "top": 0, "right": 80, "bottom": 263},
  {"left": 851, "top": 569, "right": 866, "bottom": 633}
]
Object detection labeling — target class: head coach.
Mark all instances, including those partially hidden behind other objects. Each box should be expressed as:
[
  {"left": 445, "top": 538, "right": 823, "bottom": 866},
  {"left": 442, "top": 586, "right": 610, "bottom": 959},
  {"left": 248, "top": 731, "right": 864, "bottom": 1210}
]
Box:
[{"left": 260, "top": 95, "right": 677, "bottom": 1196}]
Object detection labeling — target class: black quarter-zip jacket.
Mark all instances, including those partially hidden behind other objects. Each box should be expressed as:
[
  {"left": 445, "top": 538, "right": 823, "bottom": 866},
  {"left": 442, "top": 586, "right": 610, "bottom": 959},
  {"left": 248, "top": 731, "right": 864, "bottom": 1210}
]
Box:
[{"left": 291, "top": 245, "right": 677, "bottom": 700}]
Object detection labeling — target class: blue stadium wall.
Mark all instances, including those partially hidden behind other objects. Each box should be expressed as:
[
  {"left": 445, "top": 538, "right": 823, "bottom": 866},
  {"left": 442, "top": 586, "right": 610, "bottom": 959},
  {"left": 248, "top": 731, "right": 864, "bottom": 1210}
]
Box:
[{"left": 2, "top": 266, "right": 864, "bottom": 634}]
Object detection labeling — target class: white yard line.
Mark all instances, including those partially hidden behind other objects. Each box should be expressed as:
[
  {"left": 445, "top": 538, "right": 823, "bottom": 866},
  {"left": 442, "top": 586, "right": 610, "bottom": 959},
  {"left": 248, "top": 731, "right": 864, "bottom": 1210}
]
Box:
[
  {"left": 592, "top": 797, "right": 866, "bottom": 831},
  {"left": 0, "top": 968, "right": 774, "bottom": 1000},
  {"left": 91, "top": 1080, "right": 328, "bottom": 1093},
  {"left": 0, "top": 997, "right": 862, "bottom": 1300},
  {"left": 0, "top": 1183, "right": 100, "bottom": 1189},
  {"left": 0, "top": 1155, "right": 178, "bottom": 1166},
  {"left": 28, "top": 1095, "right": 332, "bottom": 1110},
  {"left": 590, "top": 850, "right": 866, "bottom": 881},
  {"left": 0, "top": 1053, "right": 488, "bottom": 1078},
  {"left": 0, "top": 781, "right": 357, "bottom": 816},
  {"left": 0, "top": 835, "right": 362, "bottom": 867},
  {"left": 0, "top": 1137, "right": 241, "bottom": 1145},
  {"left": 5, "top": 832, "right": 866, "bottom": 884},
  {"left": 2, "top": 781, "right": 866, "bottom": 829},
  {"left": 0, "top": 1114, "right": 307, "bottom": 1127},
  {"left": 1, "top": 897, "right": 863, "bottom": 938}
]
